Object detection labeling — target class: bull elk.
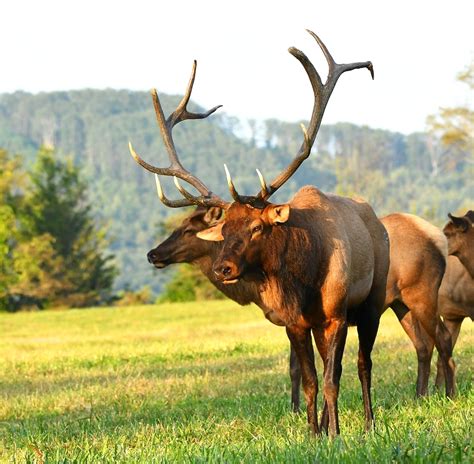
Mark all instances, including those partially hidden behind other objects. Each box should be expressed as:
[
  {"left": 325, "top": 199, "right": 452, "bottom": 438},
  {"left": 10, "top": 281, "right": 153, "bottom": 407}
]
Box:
[{"left": 129, "top": 31, "right": 389, "bottom": 436}]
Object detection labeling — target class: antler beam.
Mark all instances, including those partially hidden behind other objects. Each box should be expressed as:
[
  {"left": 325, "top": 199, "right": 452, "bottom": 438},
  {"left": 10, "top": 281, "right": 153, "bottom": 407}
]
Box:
[
  {"left": 255, "top": 29, "right": 373, "bottom": 201},
  {"left": 129, "top": 61, "right": 229, "bottom": 209}
]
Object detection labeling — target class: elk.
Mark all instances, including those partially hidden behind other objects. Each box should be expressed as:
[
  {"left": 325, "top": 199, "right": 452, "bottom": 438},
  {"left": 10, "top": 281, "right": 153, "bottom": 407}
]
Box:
[
  {"left": 129, "top": 30, "right": 388, "bottom": 436},
  {"left": 148, "top": 210, "right": 456, "bottom": 416},
  {"left": 146, "top": 206, "right": 301, "bottom": 409},
  {"left": 435, "top": 211, "right": 474, "bottom": 387},
  {"left": 379, "top": 213, "right": 455, "bottom": 397}
]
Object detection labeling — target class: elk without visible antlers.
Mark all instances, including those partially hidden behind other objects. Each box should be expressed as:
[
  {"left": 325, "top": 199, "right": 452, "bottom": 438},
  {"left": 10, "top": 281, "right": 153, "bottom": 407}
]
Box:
[
  {"left": 436, "top": 211, "right": 474, "bottom": 388},
  {"left": 129, "top": 31, "right": 385, "bottom": 436}
]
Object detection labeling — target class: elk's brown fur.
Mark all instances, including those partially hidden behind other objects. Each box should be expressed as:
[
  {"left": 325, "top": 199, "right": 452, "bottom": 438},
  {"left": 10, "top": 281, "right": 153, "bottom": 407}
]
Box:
[
  {"left": 380, "top": 213, "right": 455, "bottom": 397},
  {"left": 207, "top": 186, "right": 390, "bottom": 435},
  {"left": 435, "top": 211, "right": 474, "bottom": 387},
  {"left": 147, "top": 206, "right": 284, "bottom": 324}
]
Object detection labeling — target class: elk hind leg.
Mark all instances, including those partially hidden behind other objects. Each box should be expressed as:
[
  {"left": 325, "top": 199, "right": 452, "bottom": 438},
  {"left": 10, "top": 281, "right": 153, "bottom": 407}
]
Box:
[
  {"left": 435, "top": 318, "right": 462, "bottom": 389},
  {"left": 356, "top": 304, "right": 380, "bottom": 432},
  {"left": 392, "top": 301, "right": 434, "bottom": 397},
  {"left": 322, "top": 318, "right": 348, "bottom": 437}
]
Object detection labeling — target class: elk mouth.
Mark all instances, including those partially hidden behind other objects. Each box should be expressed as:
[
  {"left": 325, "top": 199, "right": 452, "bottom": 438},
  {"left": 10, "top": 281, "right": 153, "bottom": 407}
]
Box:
[
  {"left": 151, "top": 260, "right": 169, "bottom": 269},
  {"left": 222, "top": 277, "right": 239, "bottom": 285}
]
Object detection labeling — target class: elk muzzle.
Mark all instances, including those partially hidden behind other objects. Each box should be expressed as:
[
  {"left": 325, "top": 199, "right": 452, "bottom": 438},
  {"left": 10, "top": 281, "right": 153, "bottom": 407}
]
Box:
[{"left": 213, "top": 260, "right": 241, "bottom": 284}]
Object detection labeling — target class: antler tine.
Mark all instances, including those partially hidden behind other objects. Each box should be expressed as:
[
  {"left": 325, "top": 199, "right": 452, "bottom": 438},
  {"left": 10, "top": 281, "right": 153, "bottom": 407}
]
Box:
[
  {"left": 129, "top": 60, "right": 229, "bottom": 209},
  {"left": 256, "top": 30, "right": 373, "bottom": 201},
  {"left": 224, "top": 164, "right": 242, "bottom": 202},
  {"left": 154, "top": 174, "right": 196, "bottom": 208},
  {"left": 172, "top": 177, "right": 228, "bottom": 208}
]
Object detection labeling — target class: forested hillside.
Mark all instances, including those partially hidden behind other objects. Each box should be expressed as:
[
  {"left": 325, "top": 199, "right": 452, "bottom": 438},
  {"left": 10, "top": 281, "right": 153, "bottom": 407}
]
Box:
[{"left": 0, "top": 90, "right": 471, "bottom": 294}]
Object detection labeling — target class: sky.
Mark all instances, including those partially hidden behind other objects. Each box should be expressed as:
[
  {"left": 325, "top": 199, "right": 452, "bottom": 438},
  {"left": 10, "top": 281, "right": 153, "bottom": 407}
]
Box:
[{"left": 2, "top": 0, "right": 473, "bottom": 134}]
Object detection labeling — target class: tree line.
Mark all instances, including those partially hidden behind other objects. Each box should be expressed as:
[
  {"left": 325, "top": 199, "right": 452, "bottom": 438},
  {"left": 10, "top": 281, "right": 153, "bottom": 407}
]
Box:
[{"left": 0, "top": 62, "right": 471, "bottom": 304}]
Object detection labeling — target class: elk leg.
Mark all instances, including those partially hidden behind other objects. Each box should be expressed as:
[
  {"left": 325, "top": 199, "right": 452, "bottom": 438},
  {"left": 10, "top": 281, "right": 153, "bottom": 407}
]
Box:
[
  {"left": 407, "top": 301, "right": 456, "bottom": 397},
  {"left": 323, "top": 318, "right": 348, "bottom": 437},
  {"left": 392, "top": 301, "right": 434, "bottom": 397},
  {"left": 312, "top": 327, "right": 329, "bottom": 434},
  {"left": 289, "top": 344, "right": 302, "bottom": 413},
  {"left": 286, "top": 326, "right": 319, "bottom": 434},
  {"left": 356, "top": 305, "right": 379, "bottom": 432},
  {"left": 435, "top": 318, "right": 462, "bottom": 389}
]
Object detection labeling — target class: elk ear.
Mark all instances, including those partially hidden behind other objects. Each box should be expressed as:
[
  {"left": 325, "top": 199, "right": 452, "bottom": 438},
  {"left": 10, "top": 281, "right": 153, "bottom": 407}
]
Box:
[
  {"left": 266, "top": 204, "right": 290, "bottom": 225},
  {"left": 203, "top": 207, "right": 223, "bottom": 226},
  {"left": 196, "top": 223, "right": 224, "bottom": 241},
  {"left": 448, "top": 213, "right": 469, "bottom": 232}
]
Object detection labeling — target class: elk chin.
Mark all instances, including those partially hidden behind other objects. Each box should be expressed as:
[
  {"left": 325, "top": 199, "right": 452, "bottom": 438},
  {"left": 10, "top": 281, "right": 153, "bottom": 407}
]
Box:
[{"left": 153, "top": 261, "right": 168, "bottom": 269}]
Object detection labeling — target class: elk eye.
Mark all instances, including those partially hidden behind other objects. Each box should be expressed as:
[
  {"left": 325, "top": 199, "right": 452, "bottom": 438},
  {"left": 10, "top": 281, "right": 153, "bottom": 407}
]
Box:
[
  {"left": 252, "top": 225, "right": 262, "bottom": 234},
  {"left": 183, "top": 229, "right": 194, "bottom": 237}
]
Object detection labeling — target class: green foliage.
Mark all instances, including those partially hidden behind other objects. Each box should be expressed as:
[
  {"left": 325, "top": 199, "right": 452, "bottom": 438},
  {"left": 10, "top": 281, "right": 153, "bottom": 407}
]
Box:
[
  {"left": 426, "top": 60, "right": 474, "bottom": 174},
  {"left": 114, "top": 286, "right": 152, "bottom": 307},
  {"left": 158, "top": 264, "right": 225, "bottom": 303},
  {"left": 0, "top": 147, "right": 117, "bottom": 310},
  {"left": 0, "top": 88, "right": 471, "bottom": 295},
  {"left": 24, "top": 148, "right": 117, "bottom": 307},
  {"left": 10, "top": 233, "right": 71, "bottom": 309},
  {"left": 0, "top": 303, "right": 472, "bottom": 462},
  {"left": 0, "top": 205, "right": 16, "bottom": 309}
]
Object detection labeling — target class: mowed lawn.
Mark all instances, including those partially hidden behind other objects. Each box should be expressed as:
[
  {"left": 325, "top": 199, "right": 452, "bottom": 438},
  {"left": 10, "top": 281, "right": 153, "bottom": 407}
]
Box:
[{"left": 0, "top": 302, "right": 472, "bottom": 463}]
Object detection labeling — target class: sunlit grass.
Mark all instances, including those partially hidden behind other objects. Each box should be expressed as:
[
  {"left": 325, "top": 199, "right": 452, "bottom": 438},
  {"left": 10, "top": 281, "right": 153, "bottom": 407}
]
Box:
[{"left": 0, "top": 301, "right": 472, "bottom": 463}]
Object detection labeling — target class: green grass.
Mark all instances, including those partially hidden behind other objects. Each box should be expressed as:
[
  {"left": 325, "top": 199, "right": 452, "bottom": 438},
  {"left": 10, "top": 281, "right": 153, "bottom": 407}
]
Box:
[{"left": 0, "top": 301, "right": 472, "bottom": 463}]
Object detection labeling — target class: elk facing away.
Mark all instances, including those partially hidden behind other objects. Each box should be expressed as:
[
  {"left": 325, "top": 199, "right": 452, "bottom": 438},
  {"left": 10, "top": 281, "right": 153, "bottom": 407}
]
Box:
[{"left": 129, "top": 31, "right": 389, "bottom": 436}]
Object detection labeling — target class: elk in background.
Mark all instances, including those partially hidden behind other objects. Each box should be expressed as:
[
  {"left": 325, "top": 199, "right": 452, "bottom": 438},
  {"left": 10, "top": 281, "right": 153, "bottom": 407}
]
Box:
[
  {"left": 380, "top": 214, "right": 455, "bottom": 396},
  {"left": 129, "top": 31, "right": 386, "bottom": 436},
  {"left": 435, "top": 211, "right": 474, "bottom": 387}
]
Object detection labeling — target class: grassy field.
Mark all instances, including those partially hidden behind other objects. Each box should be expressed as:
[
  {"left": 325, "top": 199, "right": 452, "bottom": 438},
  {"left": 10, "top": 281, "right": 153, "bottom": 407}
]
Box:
[{"left": 0, "top": 301, "right": 472, "bottom": 463}]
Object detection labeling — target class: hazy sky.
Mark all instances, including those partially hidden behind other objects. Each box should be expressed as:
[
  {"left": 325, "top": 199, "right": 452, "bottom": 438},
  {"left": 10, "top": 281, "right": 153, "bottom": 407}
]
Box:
[{"left": 2, "top": 0, "right": 473, "bottom": 134}]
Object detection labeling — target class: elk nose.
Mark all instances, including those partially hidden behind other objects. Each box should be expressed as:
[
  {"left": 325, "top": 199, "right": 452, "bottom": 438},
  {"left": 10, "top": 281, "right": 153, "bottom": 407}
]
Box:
[
  {"left": 147, "top": 250, "right": 157, "bottom": 263},
  {"left": 213, "top": 261, "right": 238, "bottom": 280}
]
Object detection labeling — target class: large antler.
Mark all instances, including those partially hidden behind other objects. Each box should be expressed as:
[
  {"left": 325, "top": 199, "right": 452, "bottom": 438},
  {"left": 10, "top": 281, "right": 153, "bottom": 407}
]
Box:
[
  {"left": 226, "top": 30, "right": 374, "bottom": 203},
  {"left": 128, "top": 61, "right": 229, "bottom": 208}
]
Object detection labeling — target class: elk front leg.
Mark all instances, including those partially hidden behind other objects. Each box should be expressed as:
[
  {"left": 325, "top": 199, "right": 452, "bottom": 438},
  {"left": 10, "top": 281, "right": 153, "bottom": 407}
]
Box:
[
  {"left": 289, "top": 344, "right": 302, "bottom": 413},
  {"left": 286, "top": 326, "right": 319, "bottom": 434},
  {"left": 322, "top": 318, "right": 348, "bottom": 436}
]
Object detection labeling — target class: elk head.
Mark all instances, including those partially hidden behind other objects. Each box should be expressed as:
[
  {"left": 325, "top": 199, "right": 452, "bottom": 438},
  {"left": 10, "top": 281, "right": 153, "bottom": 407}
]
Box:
[
  {"left": 129, "top": 30, "right": 373, "bottom": 276},
  {"left": 443, "top": 211, "right": 474, "bottom": 276},
  {"left": 197, "top": 202, "right": 290, "bottom": 283},
  {"left": 147, "top": 206, "right": 223, "bottom": 268}
]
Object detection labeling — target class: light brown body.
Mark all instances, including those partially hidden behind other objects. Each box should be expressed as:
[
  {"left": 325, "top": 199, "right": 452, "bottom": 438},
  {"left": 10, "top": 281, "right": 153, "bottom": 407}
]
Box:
[
  {"left": 435, "top": 211, "right": 474, "bottom": 386},
  {"left": 381, "top": 213, "right": 455, "bottom": 396}
]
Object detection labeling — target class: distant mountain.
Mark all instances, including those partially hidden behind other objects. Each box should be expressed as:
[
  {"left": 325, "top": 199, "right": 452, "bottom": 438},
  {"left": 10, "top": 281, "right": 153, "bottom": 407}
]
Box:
[{"left": 0, "top": 90, "right": 470, "bottom": 294}]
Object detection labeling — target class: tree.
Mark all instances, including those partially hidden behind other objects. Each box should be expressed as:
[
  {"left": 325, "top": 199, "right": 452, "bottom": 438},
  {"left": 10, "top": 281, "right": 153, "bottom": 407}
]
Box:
[
  {"left": 9, "top": 233, "right": 71, "bottom": 309},
  {"left": 25, "top": 147, "right": 117, "bottom": 307},
  {"left": 426, "top": 61, "right": 474, "bottom": 175}
]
